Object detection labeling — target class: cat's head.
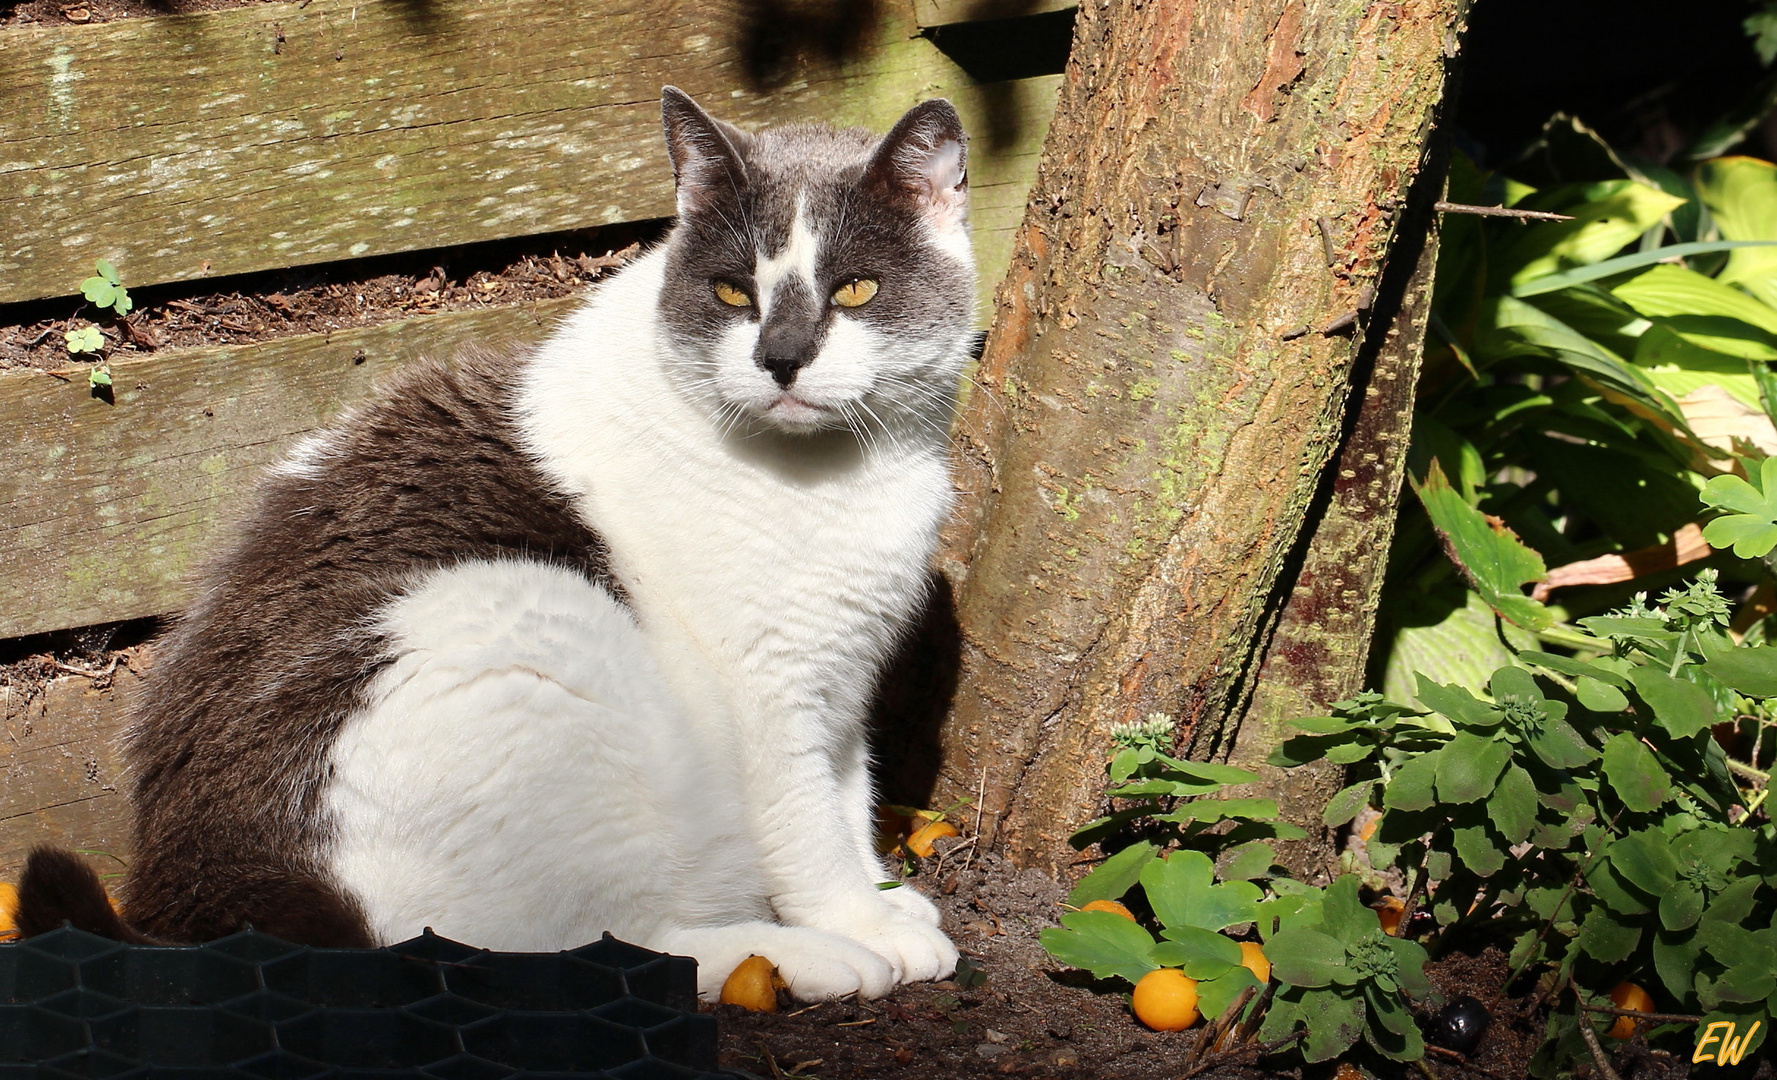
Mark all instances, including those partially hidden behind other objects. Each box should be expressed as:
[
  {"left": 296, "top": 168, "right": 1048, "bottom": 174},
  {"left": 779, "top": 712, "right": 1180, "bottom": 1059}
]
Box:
[{"left": 655, "top": 87, "right": 974, "bottom": 439}]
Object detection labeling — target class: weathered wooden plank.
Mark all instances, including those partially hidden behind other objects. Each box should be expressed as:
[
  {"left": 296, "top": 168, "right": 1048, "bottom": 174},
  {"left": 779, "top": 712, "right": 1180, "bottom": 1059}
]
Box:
[
  {"left": 0, "top": 299, "right": 575, "bottom": 640},
  {"left": 1, "top": 661, "right": 143, "bottom": 882},
  {"left": 913, "top": 0, "right": 1076, "bottom": 28},
  {"left": 0, "top": 0, "right": 1056, "bottom": 305}
]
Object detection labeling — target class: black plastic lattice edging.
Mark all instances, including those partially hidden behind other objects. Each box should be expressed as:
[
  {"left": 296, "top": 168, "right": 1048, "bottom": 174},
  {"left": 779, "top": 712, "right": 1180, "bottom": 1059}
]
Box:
[{"left": 0, "top": 927, "right": 726, "bottom": 1079}]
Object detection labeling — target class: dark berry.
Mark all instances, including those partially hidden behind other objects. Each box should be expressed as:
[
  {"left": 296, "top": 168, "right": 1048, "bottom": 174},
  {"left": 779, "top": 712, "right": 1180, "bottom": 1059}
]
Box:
[{"left": 1426, "top": 995, "right": 1491, "bottom": 1056}]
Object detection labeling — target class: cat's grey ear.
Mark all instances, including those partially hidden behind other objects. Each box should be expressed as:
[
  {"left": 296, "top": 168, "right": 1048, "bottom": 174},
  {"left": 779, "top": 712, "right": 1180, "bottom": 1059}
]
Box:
[
  {"left": 864, "top": 99, "right": 968, "bottom": 221},
  {"left": 661, "top": 86, "right": 751, "bottom": 216}
]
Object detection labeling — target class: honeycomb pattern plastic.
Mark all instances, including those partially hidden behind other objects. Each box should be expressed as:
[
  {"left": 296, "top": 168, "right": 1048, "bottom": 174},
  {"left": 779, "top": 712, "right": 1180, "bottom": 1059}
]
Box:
[{"left": 0, "top": 927, "right": 727, "bottom": 1079}]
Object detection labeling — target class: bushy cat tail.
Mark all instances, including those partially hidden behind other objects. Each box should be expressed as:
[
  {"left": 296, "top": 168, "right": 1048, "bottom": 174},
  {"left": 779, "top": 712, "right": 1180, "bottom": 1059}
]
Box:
[{"left": 15, "top": 846, "right": 161, "bottom": 944}]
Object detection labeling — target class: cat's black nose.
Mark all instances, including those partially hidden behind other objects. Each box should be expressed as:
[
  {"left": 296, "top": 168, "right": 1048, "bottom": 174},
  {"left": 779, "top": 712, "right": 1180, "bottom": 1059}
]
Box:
[{"left": 758, "top": 353, "right": 808, "bottom": 388}]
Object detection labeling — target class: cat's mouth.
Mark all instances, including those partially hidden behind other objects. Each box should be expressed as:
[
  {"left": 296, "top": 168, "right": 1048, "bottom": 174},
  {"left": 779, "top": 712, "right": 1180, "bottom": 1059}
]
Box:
[{"left": 764, "top": 392, "right": 831, "bottom": 427}]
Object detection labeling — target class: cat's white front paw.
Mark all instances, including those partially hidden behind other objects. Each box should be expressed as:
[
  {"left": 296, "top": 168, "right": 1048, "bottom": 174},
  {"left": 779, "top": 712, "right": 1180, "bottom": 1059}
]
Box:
[
  {"left": 822, "top": 906, "right": 958, "bottom": 986},
  {"left": 879, "top": 881, "right": 944, "bottom": 927},
  {"left": 672, "top": 923, "right": 899, "bottom": 1002}
]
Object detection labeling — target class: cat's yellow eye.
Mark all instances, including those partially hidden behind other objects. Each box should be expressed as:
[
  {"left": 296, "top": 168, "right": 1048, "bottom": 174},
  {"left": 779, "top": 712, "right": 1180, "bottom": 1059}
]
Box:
[
  {"left": 713, "top": 281, "right": 753, "bottom": 307},
  {"left": 831, "top": 278, "right": 879, "bottom": 308}
]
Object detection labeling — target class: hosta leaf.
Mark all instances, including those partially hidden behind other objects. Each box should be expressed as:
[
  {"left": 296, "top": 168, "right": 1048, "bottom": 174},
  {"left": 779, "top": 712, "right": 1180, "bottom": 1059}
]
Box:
[
  {"left": 1613, "top": 264, "right": 1777, "bottom": 357},
  {"left": 1067, "top": 841, "right": 1157, "bottom": 906},
  {"left": 1628, "top": 667, "right": 1719, "bottom": 738},
  {"left": 1601, "top": 731, "right": 1670, "bottom": 812},
  {"left": 1038, "top": 911, "right": 1157, "bottom": 983},
  {"left": 1412, "top": 461, "right": 1552, "bottom": 630},
  {"left": 1435, "top": 731, "right": 1512, "bottom": 803},
  {"left": 1698, "top": 156, "right": 1777, "bottom": 310},
  {"left": 1501, "top": 180, "right": 1686, "bottom": 283},
  {"left": 1265, "top": 928, "right": 1351, "bottom": 989}
]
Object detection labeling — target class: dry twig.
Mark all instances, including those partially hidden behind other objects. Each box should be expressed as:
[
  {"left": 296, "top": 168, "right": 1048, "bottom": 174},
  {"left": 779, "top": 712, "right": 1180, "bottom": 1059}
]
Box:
[{"left": 1435, "top": 201, "right": 1575, "bottom": 222}]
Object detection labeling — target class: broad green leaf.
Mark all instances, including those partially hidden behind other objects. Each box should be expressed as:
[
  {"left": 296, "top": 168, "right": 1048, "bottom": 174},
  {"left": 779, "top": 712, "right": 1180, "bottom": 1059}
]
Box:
[
  {"left": 1704, "top": 645, "right": 1777, "bottom": 697},
  {"left": 1067, "top": 841, "right": 1157, "bottom": 906},
  {"left": 1601, "top": 731, "right": 1671, "bottom": 812},
  {"left": 1576, "top": 905, "right": 1641, "bottom": 963},
  {"left": 1382, "top": 590, "right": 1534, "bottom": 707},
  {"left": 1320, "top": 875, "right": 1379, "bottom": 944},
  {"left": 1501, "top": 180, "right": 1687, "bottom": 284},
  {"left": 1195, "top": 966, "right": 1261, "bottom": 1028},
  {"left": 1526, "top": 715, "right": 1598, "bottom": 769},
  {"left": 1153, "top": 798, "right": 1280, "bottom": 827},
  {"left": 1452, "top": 823, "right": 1507, "bottom": 878},
  {"left": 1577, "top": 676, "right": 1632, "bottom": 713},
  {"left": 1299, "top": 988, "right": 1366, "bottom": 1062},
  {"left": 1628, "top": 667, "right": 1719, "bottom": 738},
  {"left": 1151, "top": 924, "right": 1241, "bottom": 979},
  {"left": 1479, "top": 297, "right": 1688, "bottom": 425},
  {"left": 1714, "top": 964, "right": 1777, "bottom": 1004},
  {"left": 1489, "top": 764, "right": 1538, "bottom": 844},
  {"left": 1412, "top": 460, "right": 1551, "bottom": 630},
  {"left": 1632, "top": 324, "right": 1764, "bottom": 407},
  {"left": 1697, "top": 156, "right": 1777, "bottom": 310},
  {"left": 93, "top": 258, "right": 118, "bottom": 284},
  {"left": 1436, "top": 731, "right": 1512, "bottom": 803},
  {"left": 1611, "top": 829, "right": 1681, "bottom": 894},
  {"left": 1512, "top": 240, "right": 1777, "bottom": 298},
  {"left": 1413, "top": 674, "right": 1502, "bottom": 728},
  {"left": 1322, "top": 780, "right": 1377, "bottom": 828},
  {"left": 1382, "top": 751, "right": 1441, "bottom": 812},
  {"left": 1614, "top": 264, "right": 1777, "bottom": 360},
  {"left": 1703, "top": 877, "right": 1763, "bottom": 926},
  {"left": 1517, "top": 650, "right": 1628, "bottom": 688},
  {"left": 1660, "top": 882, "right": 1705, "bottom": 932},
  {"left": 1364, "top": 981, "right": 1425, "bottom": 1061},
  {"left": 1038, "top": 911, "right": 1158, "bottom": 983},
  {"left": 80, "top": 276, "right": 116, "bottom": 306},
  {"left": 1587, "top": 855, "right": 1655, "bottom": 915},
  {"left": 1653, "top": 928, "right": 1705, "bottom": 1002},
  {"left": 1264, "top": 928, "right": 1350, "bottom": 988},
  {"left": 1220, "top": 841, "right": 1277, "bottom": 881},
  {"left": 1140, "top": 850, "right": 1261, "bottom": 931}
]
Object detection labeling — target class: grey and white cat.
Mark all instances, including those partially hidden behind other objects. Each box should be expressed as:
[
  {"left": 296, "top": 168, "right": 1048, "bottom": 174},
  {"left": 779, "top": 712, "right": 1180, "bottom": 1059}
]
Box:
[{"left": 18, "top": 88, "right": 973, "bottom": 1001}]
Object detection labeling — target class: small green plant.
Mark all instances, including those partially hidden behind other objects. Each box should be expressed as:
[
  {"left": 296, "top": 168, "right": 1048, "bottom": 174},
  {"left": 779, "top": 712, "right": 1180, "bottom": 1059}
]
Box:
[
  {"left": 80, "top": 259, "right": 132, "bottom": 316},
  {"left": 64, "top": 325, "right": 103, "bottom": 355},
  {"left": 1040, "top": 717, "right": 1430, "bottom": 1063},
  {"left": 1268, "top": 572, "right": 1776, "bottom": 1075}
]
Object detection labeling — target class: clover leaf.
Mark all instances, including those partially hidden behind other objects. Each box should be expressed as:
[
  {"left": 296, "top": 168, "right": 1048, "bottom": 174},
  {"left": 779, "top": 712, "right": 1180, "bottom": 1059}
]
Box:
[{"left": 1701, "top": 457, "right": 1777, "bottom": 557}]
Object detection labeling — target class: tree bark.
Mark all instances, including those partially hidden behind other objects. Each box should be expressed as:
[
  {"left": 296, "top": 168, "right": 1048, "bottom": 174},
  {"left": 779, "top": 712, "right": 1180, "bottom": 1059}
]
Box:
[{"left": 929, "top": 0, "right": 1471, "bottom": 868}]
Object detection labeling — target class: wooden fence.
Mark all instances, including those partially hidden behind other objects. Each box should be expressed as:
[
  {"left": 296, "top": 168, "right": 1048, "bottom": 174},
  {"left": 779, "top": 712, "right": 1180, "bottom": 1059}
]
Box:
[{"left": 0, "top": 0, "right": 1068, "bottom": 877}]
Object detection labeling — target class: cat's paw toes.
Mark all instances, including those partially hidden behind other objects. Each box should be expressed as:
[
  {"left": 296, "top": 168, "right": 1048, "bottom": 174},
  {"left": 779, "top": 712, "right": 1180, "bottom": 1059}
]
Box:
[
  {"left": 847, "top": 913, "right": 958, "bottom": 986},
  {"left": 879, "top": 882, "right": 943, "bottom": 927},
  {"left": 690, "top": 926, "right": 898, "bottom": 1002}
]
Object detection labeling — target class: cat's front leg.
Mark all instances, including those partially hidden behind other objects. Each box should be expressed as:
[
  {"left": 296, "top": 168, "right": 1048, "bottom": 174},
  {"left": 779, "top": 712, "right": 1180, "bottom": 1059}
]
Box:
[
  {"left": 834, "top": 732, "right": 944, "bottom": 929},
  {"left": 750, "top": 725, "right": 958, "bottom": 985}
]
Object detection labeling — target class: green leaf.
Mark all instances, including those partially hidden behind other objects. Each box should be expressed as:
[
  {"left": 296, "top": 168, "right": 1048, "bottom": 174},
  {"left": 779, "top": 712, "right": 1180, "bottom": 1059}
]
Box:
[
  {"left": 1139, "top": 850, "right": 1261, "bottom": 932},
  {"left": 1611, "top": 829, "right": 1681, "bottom": 894},
  {"left": 86, "top": 365, "right": 111, "bottom": 389},
  {"left": 1489, "top": 764, "right": 1538, "bottom": 844},
  {"left": 1587, "top": 855, "right": 1655, "bottom": 915},
  {"left": 1152, "top": 798, "right": 1280, "bottom": 827},
  {"left": 1714, "top": 964, "right": 1777, "bottom": 1004},
  {"left": 1194, "top": 966, "right": 1261, "bottom": 1027},
  {"left": 1704, "top": 645, "right": 1777, "bottom": 697},
  {"left": 1297, "top": 988, "right": 1366, "bottom": 1063},
  {"left": 1264, "top": 928, "right": 1351, "bottom": 989},
  {"left": 1067, "top": 841, "right": 1157, "bottom": 906},
  {"left": 1526, "top": 715, "right": 1598, "bottom": 769},
  {"left": 1322, "top": 780, "right": 1377, "bottom": 828},
  {"left": 93, "top": 258, "right": 119, "bottom": 284},
  {"left": 108, "top": 286, "right": 133, "bottom": 316},
  {"left": 1628, "top": 667, "right": 1720, "bottom": 738},
  {"left": 1517, "top": 650, "right": 1628, "bottom": 687},
  {"left": 1601, "top": 731, "right": 1671, "bottom": 812},
  {"left": 1038, "top": 911, "right": 1158, "bottom": 984},
  {"left": 1364, "top": 981, "right": 1425, "bottom": 1061},
  {"left": 1501, "top": 180, "right": 1687, "bottom": 284},
  {"left": 1412, "top": 461, "right": 1551, "bottom": 630},
  {"left": 1660, "top": 882, "right": 1705, "bottom": 932},
  {"left": 80, "top": 276, "right": 117, "bottom": 306},
  {"left": 1511, "top": 240, "right": 1777, "bottom": 297},
  {"left": 1151, "top": 924, "right": 1241, "bottom": 979},
  {"left": 1576, "top": 676, "right": 1631, "bottom": 713},
  {"left": 1436, "top": 731, "right": 1512, "bottom": 803},
  {"left": 1613, "top": 264, "right": 1777, "bottom": 359},
  {"left": 1653, "top": 928, "right": 1705, "bottom": 1002},
  {"left": 1698, "top": 156, "right": 1777, "bottom": 310},
  {"left": 1320, "top": 875, "right": 1381, "bottom": 944},
  {"left": 1575, "top": 905, "right": 1641, "bottom": 963},
  {"left": 1452, "top": 823, "right": 1507, "bottom": 878},
  {"left": 1220, "top": 841, "right": 1277, "bottom": 881},
  {"left": 1413, "top": 675, "right": 1503, "bottom": 727},
  {"left": 1382, "top": 751, "right": 1441, "bottom": 812},
  {"left": 65, "top": 326, "right": 103, "bottom": 354}
]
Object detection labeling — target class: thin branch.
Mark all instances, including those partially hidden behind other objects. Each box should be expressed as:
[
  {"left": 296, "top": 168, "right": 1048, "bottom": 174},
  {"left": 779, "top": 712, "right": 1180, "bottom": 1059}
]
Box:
[
  {"left": 1186, "top": 984, "right": 1259, "bottom": 1068},
  {"left": 1435, "top": 201, "right": 1575, "bottom": 222},
  {"left": 1580, "top": 1002, "right": 1704, "bottom": 1025},
  {"left": 1571, "top": 980, "right": 1626, "bottom": 1080}
]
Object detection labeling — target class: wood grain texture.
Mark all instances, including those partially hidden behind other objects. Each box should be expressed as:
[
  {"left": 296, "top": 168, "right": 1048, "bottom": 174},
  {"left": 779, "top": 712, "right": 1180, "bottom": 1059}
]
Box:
[
  {"left": 914, "top": 0, "right": 1075, "bottom": 28},
  {"left": 1, "top": 660, "right": 144, "bottom": 882},
  {"left": 0, "top": 0, "right": 1055, "bottom": 306},
  {"left": 0, "top": 299, "right": 575, "bottom": 639}
]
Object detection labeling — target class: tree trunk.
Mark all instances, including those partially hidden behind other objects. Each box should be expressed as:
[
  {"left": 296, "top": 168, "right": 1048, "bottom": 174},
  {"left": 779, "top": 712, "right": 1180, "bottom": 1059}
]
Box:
[{"left": 928, "top": 0, "right": 1470, "bottom": 869}]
